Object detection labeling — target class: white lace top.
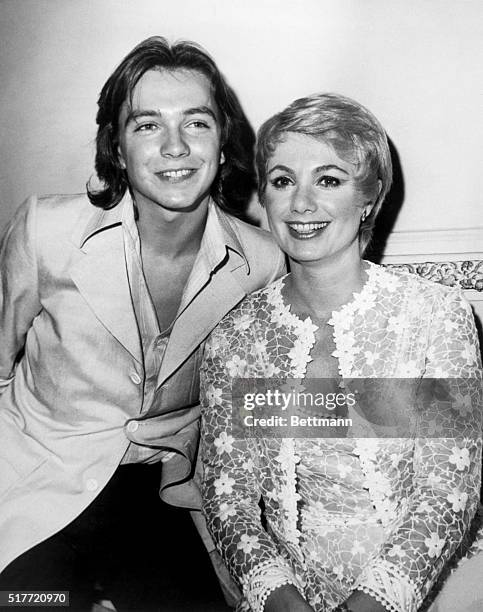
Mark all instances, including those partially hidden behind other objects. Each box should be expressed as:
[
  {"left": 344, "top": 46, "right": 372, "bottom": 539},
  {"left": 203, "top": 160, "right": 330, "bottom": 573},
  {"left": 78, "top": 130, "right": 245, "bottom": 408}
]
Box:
[{"left": 200, "top": 262, "right": 482, "bottom": 612}]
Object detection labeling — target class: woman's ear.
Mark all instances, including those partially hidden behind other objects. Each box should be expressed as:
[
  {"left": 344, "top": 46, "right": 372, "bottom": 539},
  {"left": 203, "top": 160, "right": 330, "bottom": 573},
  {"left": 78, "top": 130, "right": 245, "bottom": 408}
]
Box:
[
  {"left": 376, "top": 178, "right": 382, "bottom": 198},
  {"left": 220, "top": 150, "right": 225, "bottom": 165},
  {"left": 364, "top": 179, "right": 382, "bottom": 218},
  {"left": 364, "top": 202, "right": 374, "bottom": 219}
]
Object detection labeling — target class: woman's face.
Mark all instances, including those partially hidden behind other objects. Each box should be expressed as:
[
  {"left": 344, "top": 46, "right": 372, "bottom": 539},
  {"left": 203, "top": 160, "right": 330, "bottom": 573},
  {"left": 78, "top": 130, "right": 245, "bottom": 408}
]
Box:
[{"left": 264, "top": 132, "right": 371, "bottom": 266}]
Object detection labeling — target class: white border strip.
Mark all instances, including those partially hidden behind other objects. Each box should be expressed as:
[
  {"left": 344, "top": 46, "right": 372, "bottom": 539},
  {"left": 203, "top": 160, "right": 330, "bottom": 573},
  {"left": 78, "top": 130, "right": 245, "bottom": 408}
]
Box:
[{"left": 381, "top": 227, "right": 483, "bottom": 263}]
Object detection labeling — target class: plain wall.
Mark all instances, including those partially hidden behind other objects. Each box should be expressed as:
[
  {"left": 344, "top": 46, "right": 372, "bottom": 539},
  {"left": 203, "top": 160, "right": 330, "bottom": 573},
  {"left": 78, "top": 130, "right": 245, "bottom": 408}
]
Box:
[{"left": 0, "top": 0, "right": 482, "bottom": 233}]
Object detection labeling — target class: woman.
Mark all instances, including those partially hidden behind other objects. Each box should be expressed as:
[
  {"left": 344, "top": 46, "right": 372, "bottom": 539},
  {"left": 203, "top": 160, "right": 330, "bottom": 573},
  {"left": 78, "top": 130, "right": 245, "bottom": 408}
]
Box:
[{"left": 200, "top": 93, "right": 482, "bottom": 612}]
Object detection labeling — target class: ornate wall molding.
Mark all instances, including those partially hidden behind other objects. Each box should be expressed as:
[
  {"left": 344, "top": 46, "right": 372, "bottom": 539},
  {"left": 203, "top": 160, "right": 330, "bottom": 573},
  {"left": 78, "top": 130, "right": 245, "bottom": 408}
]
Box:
[
  {"left": 380, "top": 227, "right": 483, "bottom": 293},
  {"left": 385, "top": 260, "right": 483, "bottom": 292}
]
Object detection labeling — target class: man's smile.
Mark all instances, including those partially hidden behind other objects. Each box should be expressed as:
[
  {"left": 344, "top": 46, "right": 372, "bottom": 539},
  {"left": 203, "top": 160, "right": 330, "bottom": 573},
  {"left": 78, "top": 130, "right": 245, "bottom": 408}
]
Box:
[{"left": 155, "top": 168, "right": 197, "bottom": 182}]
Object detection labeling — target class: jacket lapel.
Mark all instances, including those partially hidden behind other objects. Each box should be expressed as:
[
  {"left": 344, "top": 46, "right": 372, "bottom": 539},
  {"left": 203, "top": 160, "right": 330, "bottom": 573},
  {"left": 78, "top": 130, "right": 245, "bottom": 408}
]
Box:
[
  {"left": 157, "top": 206, "right": 252, "bottom": 386},
  {"left": 157, "top": 257, "right": 247, "bottom": 386},
  {"left": 69, "top": 201, "right": 142, "bottom": 363}
]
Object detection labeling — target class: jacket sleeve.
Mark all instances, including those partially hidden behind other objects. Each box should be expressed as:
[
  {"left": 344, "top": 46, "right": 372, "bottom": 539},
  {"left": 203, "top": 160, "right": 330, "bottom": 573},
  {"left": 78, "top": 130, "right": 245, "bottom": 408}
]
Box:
[
  {"left": 268, "top": 245, "right": 286, "bottom": 284},
  {"left": 200, "top": 320, "right": 303, "bottom": 612},
  {"left": 0, "top": 196, "right": 42, "bottom": 395},
  {"left": 355, "top": 289, "right": 482, "bottom": 612}
]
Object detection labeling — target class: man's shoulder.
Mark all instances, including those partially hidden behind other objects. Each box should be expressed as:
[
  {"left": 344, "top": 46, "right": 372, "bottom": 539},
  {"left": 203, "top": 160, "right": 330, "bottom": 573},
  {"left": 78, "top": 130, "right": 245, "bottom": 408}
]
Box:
[
  {"left": 3, "top": 193, "right": 95, "bottom": 241},
  {"left": 220, "top": 211, "right": 280, "bottom": 257},
  {"left": 34, "top": 192, "right": 93, "bottom": 218},
  {"left": 20, "top": 192, "right": 92, "bottom": 225},
  {"left": 219, "top": 211, "right": 284, "bottom": 286},
  {"left": 23, "top": 193, "right": 101, "bottom": 240},
  {"left": 227, "top": 213, "right": 274, "bottom": 240}
]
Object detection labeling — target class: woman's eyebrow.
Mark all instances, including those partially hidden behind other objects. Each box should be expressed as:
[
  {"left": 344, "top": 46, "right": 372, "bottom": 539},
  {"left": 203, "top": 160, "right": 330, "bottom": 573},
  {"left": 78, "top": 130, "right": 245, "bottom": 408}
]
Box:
[
  {"left": 267, "top": 164, "right": 294, "bottom": 175},
  {"left": 313, "top": 164, "right": 349, "bottom": 175}
]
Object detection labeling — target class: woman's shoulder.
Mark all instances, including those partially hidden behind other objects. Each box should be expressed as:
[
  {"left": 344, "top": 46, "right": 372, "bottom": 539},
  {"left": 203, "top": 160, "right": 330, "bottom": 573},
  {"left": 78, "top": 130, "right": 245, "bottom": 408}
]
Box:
[
  {"left": 213, "top": 276, "right": 286, "bottom": 335},
  {"left": 368, "top": 261, "right": 463, "bottom": 302}
]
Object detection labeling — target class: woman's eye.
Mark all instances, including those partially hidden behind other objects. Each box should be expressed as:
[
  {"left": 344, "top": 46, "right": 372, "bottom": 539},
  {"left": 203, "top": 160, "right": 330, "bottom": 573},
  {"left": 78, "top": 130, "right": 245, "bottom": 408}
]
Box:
[
  {"left": 318, "top": 176, "right": 340, "bottom": 188},
  {"left": 270, "top": 176, "right": 293, "bottom": 189}
]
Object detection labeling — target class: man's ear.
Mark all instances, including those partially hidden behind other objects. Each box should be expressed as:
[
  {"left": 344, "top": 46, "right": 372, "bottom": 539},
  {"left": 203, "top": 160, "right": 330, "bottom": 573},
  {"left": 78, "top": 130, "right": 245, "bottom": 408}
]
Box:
[{"left": 117, "top": 145, "right": 126, "bottom": 170}]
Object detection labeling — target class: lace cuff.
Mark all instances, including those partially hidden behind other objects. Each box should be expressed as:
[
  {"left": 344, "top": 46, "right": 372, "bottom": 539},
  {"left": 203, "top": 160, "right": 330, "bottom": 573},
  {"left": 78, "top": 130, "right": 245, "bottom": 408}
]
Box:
[
  {"left": 243, "top": 559, "right": 303, "bottom": 612},
  {"left": 354, "top": 559, "right": 420, "bottom": 612}
]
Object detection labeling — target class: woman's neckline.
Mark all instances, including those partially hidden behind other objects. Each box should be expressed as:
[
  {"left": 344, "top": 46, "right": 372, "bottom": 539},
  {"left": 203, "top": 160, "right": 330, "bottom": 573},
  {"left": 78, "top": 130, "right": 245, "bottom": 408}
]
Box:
[{"left": 277, "top": 260, "right": 377, "bottom": 326}]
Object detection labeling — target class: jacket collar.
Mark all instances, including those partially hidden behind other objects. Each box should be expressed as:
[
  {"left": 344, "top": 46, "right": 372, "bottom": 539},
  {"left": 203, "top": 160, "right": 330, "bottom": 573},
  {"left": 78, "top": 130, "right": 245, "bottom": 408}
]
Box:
[
  {"left": 73, "top": 196, "right": 127, "bottom": 250},
  {"left": 73, "top": 193, "right": 249, "bottom": 272},
  {"left": 211, "top": 204, "right": 249, "bottom": 272},
  {"left": 69, "top": 191, "right": 254, "bottom": 378}
]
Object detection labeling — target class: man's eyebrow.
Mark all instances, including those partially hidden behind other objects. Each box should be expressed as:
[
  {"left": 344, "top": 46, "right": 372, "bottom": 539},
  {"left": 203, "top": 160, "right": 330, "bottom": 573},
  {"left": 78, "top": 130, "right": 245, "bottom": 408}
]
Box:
[
  {"left": 123, "top": 109, "right": 160, "bottom": 127},
  {"left": 184, "top": 106, "right": 218, "bottom": 121},
  {"left": 123, "top": 106, "right": 218, "bottom": 128}
]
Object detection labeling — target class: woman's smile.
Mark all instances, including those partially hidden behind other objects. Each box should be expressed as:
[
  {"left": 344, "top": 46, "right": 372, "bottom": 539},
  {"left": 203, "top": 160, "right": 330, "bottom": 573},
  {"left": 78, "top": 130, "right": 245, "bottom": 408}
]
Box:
[{"left": 286, "top": 221, "right": 331, "bottom": 239}]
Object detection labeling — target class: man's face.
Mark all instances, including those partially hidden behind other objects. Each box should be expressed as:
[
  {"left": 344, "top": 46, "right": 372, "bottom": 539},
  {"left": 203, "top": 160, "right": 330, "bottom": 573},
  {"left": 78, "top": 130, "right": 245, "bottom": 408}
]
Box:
[{"left": 117, "top": 68, "right": 225, "bottom": 215}]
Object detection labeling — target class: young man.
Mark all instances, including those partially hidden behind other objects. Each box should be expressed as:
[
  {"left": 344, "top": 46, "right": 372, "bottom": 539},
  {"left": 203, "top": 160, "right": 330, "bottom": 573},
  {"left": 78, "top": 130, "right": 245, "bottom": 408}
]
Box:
[{"left": 0, "top": 37, "right": 283, "bottom": 609}]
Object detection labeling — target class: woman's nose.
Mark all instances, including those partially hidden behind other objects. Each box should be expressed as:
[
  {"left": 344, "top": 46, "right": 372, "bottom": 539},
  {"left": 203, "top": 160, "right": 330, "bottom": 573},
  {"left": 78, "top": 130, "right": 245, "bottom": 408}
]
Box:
[
  {"left": 290, "top": 185, "right": 317, "bottom": 214},
  {"left": 161, "top": 127, "right": 189, "bottom": 158}
]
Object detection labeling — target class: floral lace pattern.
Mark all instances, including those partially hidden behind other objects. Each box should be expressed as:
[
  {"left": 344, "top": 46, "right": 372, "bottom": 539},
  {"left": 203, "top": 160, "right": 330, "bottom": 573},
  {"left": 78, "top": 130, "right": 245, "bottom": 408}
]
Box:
[{"left": 200, "top": 263, "right": 482, "bottom": 612}]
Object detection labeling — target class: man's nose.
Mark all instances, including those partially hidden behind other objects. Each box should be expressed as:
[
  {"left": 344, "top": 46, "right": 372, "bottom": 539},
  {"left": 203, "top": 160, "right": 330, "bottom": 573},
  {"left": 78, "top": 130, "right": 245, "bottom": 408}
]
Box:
[
  {"left": 290, "top": 184, "right": 317, "bottom": 214},
  {"left": 160, "top": 127, "right": 189, "bottom": 158}
]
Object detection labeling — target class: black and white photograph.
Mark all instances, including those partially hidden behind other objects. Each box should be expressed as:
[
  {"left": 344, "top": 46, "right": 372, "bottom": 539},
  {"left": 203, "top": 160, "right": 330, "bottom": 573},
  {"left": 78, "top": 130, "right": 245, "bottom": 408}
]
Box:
[{"left": 0, "top": 1, "right": 482, "bottom": 611}]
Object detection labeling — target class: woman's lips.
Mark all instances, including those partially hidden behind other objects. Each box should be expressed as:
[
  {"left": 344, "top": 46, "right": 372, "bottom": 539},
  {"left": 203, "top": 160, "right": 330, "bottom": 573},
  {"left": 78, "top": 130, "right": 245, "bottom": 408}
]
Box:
[{"left": 286, "top": 221, "right": 330, "bottom": 239}]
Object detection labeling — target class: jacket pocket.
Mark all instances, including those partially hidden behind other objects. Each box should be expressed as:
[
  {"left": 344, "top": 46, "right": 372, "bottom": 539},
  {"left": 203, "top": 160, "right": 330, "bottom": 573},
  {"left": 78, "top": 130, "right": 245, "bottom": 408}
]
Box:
[{"left": 0, "top": 423, "right": 49, "bottom": 499}]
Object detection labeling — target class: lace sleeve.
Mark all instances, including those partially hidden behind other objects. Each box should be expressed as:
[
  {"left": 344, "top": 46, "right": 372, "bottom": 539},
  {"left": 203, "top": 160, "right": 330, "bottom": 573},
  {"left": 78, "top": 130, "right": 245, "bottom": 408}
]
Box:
[
  {"left": 356, "top": 289, "right": 483, "bottom": 612},
  {"left": 200, "top": 317, "right": 303, "bottom": 612}
]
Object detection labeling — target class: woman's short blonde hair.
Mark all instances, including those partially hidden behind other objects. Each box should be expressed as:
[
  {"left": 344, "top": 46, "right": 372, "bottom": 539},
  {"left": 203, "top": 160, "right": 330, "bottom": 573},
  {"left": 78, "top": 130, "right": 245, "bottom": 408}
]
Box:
[{"left": 256, "top": 93, "right": 393, "bottom": 253}]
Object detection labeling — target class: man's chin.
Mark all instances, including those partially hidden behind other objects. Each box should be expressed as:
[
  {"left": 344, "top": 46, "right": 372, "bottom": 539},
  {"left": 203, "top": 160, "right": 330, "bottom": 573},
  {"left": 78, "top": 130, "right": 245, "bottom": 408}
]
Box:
[{"left": 150, "top": 195, "right": 210, "bottom": 215}]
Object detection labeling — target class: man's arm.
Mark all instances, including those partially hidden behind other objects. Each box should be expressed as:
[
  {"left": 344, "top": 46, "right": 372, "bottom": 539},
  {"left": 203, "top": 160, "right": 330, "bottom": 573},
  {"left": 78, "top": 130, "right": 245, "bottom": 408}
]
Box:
[{"left": 0, "top": 196, "right": 42, "bottom": 395}]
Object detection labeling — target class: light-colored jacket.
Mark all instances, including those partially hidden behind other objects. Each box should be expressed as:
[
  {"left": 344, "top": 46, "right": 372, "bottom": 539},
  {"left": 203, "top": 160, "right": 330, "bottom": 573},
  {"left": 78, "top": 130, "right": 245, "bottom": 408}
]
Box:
[{"left": 0, "top": 192, "right": 284, "bottom": 573}]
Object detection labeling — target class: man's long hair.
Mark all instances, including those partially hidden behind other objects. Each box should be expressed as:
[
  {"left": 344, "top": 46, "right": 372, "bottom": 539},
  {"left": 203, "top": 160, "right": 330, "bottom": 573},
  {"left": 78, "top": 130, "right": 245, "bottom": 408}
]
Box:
[{"left": 87, "top": 37, "right": 255, "bottom": 217}]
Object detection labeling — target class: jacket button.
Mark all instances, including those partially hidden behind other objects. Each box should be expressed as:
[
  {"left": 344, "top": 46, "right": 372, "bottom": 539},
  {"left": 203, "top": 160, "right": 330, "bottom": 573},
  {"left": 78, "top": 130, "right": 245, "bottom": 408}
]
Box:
[
  {"left": 130, "top": 372, "right": 142, "bottom": 385},
  {"left": 86, "top": 478, "right": 98, "bottom": 492},
  {"left": 126, "top": 420, "right": 139, "bottom": 433}
]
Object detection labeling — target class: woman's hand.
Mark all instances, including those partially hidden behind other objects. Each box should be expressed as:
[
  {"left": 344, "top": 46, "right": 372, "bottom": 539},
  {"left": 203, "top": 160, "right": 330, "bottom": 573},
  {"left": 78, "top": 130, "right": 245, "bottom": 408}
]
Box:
[{"left": 264, "top": 584, "right": 315, "bottom": 612}]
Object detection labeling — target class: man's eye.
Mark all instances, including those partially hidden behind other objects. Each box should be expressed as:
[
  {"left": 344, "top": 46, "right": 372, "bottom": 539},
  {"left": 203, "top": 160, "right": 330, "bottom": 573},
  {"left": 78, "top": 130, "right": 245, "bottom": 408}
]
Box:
[
  {"left": 270, "top": 176, "right": 293, "bottom": 189},
  {"left": 135, "top": 123, "right": 158, "bottom": 132},
  {"left": 318, "top": 176, "right": 340, "bottom": 188},
  {"left": 188, "top": 120, "right": 210, "bottom": 129}
]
